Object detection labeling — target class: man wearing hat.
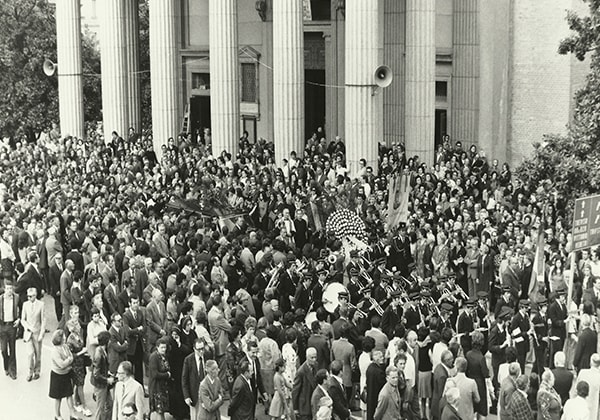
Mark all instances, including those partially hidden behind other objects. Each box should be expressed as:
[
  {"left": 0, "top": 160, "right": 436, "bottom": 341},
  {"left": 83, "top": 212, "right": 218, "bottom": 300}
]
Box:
[
  {"left": 547, "top": 287, "right": 568, "bottom": 367},
  {"left": 439, "top": 303, "right": 455, "bottom": 332},
  {"left": 311, "top": 268, "right": 329, "bottom": 310},
  {"left": 371, "top": 256, "right": 387, "bottom": 285},
  {"left": 531, "top": 297, "right": 549, "bottom": 374},
  {"left": 278, "top": 256, "right": 298, "bottom": 314},
  {"left": 294, "top": 273, "right": 313, "bottom": 312},
  {"left": 494, "top": 286, "right": 516, "bottom": 319},
  {"left": 489, "top": 306, "right": 513, "bottom": 402},
  {"left": 373, "top": 274, "right": 390, "bottom": 303},
  {"left": 388, "top": 223, "right": 412, "bottom": 276},
  {"left": 347, "top": 268, "right": 363, "bottom": 306},
  {"left": 345, "top": 250, "right": 361, "bottom": 279},
  {"left": 457, "top": 299, "right": 477, "bottom": 353},
  {"left": 403, "top": 291, "right": 422, "bottom": 332},
  {"left": 475, "top": 291, "right": 490, "bottom": 353},
  {"left": 382, "top": 290, "right": 404, "bottom": 339},
  {"left": 510, "top": 300, "right": 531, "bottom": 372}
]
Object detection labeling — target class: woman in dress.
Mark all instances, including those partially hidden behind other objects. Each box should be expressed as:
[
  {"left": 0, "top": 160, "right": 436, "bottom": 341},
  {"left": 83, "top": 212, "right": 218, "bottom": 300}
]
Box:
[
  {"left": 466, "top": 331, "right": 490, "bottom": 419},
  {"left": 417, "top": 326, "right": 434, "bottom": 420},
  {"left": 168, "top": 327, "right": 192, "bottom": 420},
  {"left": 281, "top": 328, "right": 298, "bottom": 386},
  {"left": 49, "top": 330, "right": 76, "bottom": 420},
  {"left": 179, "top": 315, "right": 197, "bottom": 350},
  {"left": 269, "top": 358, "right": 293, "bottom": 420},
  {"left": 537, "top": 370, "right": 562, "bottom": 420},
  {"left": 66, "top": 317, "right": 92, "bottom": 417},
  {"left": 359, "top": 337, "right": 376, "bottom": 418},
  {"left": 149, "top": 337, "right": 171, "bottom": 420}
]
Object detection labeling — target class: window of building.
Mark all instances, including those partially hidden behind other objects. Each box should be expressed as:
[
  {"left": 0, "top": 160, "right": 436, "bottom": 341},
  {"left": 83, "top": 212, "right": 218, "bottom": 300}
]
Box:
[
  {"left": 192, "top": 73, "right": 210, "bottom": 90},
  {"left": 241, "top": 63, "right": 257, "bottom": 103},
  {"left": 435, "top": 81, "right": 448, "bottom": 101},
  {"left": 304, "top": 0, "right": 331, "bottom": 21}
]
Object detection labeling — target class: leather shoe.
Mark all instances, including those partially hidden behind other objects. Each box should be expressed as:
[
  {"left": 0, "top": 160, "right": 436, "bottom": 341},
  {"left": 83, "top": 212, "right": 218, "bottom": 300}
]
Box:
[
  {"left": 4, "top": 370, "right": 8, "bottom": 376},
  {"left": 10, "top": 373, "right": 17, "bottom": 380},
  {"left": 26, "top": 374, "right": 32, "bottom": 382},
  {"left": 33, "top": 373, "right": 40, "bottom": 380}
]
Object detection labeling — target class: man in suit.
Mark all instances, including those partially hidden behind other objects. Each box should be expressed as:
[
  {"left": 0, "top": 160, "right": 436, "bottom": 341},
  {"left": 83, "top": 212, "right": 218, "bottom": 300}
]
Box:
[
  {"left": 112, "top": 361, "right": 146, "bottom": 420},
  {"left": 374, "top": 365, "right": 401, "bottom": 420},
  {"left": 145, "top": 288, "right": 167, "bottom": 354},
  {"left": 477, "top": 243, "right": 495, "bottom": 294},
  {"left": 511, "top": 300, "right": 532, "bottom": 372},
  {"left": 457, "top": 298, "right": 476, "bottom": 353},
  {"left": 506, "top": 375, "right": 534, "bottom": 420},
  {"left": 446, "top": 357, "right": 479, "bottom": 420},
  {"left": 92, "top": 331, "right": 114, "bottom": 420},
  {"left": 15, "top": 251, "right": 45, "bottom": 303},
  {"left": 432, "top": 350, "right": 454, "bottom": 420},
  {"left": 307, "top": 320, "right": 330, "bottom": 371},
  {"left": 292, "top": 347, "right": 318, "bottom": 420},
  {"left": 441, "top": 387, "right": 462, "bottom": 420},
  {"left": 60, "top": 259, "right": 75, "bottom": 320},
  {"left": 243, "top": 339, "right": 267, "bottom": 404},
  {"left": 311, "top": 369, "right": 330, "bottom": 419},
  {"left": 21, "top": 287, "right": 45, "bottom": 381},
  {"left": 182, "top": 338, "right": 208, "bottom": 420},
  {"left": 552, "top": 351, "right": 574, "bottom": 405},
  {"left": 103, "top": 272, "right": 120, "bottom": 316},
  {"left": 366, "top": 349, "right": 387, "bottom": 420},
  {"left": 207, "top": 294, "right": 232, "bottom": 392},
  {"left": 228, "top": 360, "right": 255, "bottom": 420},
  {"left": 0, "top": 281, "right": 19, "bottom": 379},
  {"left": 329, "top": 360, "right": 351, "bottom": 420},
  {"left": 548, "top": 288, "right": 568, "bottom": 367},
  {"left": 502, "top": 257, "right": 522, "bottom": 302},
  {"left": 574, "top": 313, "right": 598, "bottom": 372},
  {"left": 198, "top": 359, "right": 224, "bottom": 420},
  {"left": 48, "top": 252, "right": 64, "bottom": 322},
  {"left": 464, "top": 238, "right": 481, "bottom": 297},
  {"left": 331, "top": 324, "right": 357, "bottom": 403},
  {"left": 499, "top": 362, "right": 520, "bottom": 419},
  {"left": 122, "top": 294, "right": 145, "bottom": 384},
  {"left": 494, "top": 286, "right": 516, "bottom": 319},
  {"left": 107, "top": 313, "right": 129, "bottom": 374},
  {"left": 117, "top": 278, "right": 134, "bottom": 315}
]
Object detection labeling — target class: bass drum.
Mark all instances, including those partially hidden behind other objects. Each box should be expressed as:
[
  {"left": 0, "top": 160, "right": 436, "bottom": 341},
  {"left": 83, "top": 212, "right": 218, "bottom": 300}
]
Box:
[
  {"left": 322, "top": 282, "right": 349, "bottom": 313},
  {"left": 305, "top": 311, "right": 317, "bottom": 328}
]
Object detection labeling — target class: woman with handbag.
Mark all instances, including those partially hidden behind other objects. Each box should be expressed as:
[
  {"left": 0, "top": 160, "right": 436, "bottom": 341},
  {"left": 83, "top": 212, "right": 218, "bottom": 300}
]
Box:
[
  {"left": 49, "top": 329, "right": 76, "bottom": 420},
  {"left": 66, "top": 317, "right": 92, "bottom": 417}
]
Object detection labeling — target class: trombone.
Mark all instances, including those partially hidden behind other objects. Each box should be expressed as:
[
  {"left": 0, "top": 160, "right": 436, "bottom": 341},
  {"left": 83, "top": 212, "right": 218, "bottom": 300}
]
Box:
[
  {"left": 368, "top": 297, "right": 385, "bottom": 316},
  {"left": 348, "top": 302, "right": 368, "bottom": 318}
]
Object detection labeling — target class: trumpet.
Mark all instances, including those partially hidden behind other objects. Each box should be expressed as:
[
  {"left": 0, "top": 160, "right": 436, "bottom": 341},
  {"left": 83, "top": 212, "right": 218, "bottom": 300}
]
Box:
[
  {"left": 369, "top": 297, "right": 385, "bottom": 316},
  {"left": 456, "top": 285, "right": 469, "bottom": 300},
  {"left": 348, "top": 302, "right": 368, "bottom": 318},
  {"left": 441, "top": 288, "right": 457, "bottom": 303}
]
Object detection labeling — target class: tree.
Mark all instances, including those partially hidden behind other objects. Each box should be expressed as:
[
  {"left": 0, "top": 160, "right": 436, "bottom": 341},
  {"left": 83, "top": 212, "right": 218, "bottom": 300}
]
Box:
[
  {"left": 0, "top": 0, "right": 101, "bottom": 141},
  {"left": 517, "top": 1, "right": 600, "bottom": 224}
]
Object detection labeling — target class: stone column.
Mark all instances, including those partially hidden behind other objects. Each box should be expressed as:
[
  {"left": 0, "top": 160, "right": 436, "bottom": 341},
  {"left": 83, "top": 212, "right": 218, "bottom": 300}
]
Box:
[
  {"left": 124, "top": 0, "right": 141, "bottom": 132},
  {"left": 273, "top": 0, "right": 305, "bottom": 167},
  {"left": 149, "top": 0, "right": 180, "bottom": 154},
  {"left": 405, "top": 0, "right": 435, "bottom": 166},
  {"left": 209, "top": 0, "right": 239, "bottom": 155},
  {"left": 99, "top": 0, "right": 129, "bottom": 140},
  {"left": 344, "top": 0, "right": 382, "bottom": 174},
  {"left": 451, "top": 0, "right": 479, "bottom": 149},
  {"left": 55, "top": 0, "right": 84, "bottom": 139}
]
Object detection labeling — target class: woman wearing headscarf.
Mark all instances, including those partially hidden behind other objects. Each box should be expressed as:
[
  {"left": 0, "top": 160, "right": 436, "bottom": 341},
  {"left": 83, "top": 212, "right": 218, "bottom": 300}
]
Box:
[{"left": 168, "top": 326, "right": 192, "bottom": 420}]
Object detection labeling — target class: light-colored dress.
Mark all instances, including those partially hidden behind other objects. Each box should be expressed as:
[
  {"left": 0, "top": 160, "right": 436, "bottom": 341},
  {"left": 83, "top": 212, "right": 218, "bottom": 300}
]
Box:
[
  {"left": 269, "top": 372, "right": 292, "bottom": 418},
  {"left": 282, "top": 343, "right": 297, "bottom": 385},
  {"left": 359, "top": 351, "right": 371, "bottom": 411}
]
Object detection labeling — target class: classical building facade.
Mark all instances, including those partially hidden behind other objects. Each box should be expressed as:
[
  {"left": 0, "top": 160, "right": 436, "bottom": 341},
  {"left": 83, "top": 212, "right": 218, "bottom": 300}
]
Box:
[{"left": 56, "top": 0, "right": 588, "bottom": 169}]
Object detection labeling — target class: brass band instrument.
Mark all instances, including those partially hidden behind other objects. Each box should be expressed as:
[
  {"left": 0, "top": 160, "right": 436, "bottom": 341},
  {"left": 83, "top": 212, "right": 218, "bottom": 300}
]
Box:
[
  {"left": 348, "top": 302, "right": 368, "bottom": 318},
  {"left": 368, "top": 297, "right": 385, "bottom": 316}
]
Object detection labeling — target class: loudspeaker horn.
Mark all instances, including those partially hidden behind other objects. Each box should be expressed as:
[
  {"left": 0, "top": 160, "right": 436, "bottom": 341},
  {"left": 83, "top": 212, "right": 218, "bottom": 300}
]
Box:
[
  {"left": 43, "top": 59, "right": 57, "bottom": 77},
  {"left": 374, "top": 65, "right": 393, "bottom": 88}
]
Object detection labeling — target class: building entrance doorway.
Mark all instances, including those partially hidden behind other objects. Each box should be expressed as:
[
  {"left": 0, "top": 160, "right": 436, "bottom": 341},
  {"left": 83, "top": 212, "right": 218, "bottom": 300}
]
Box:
[
  {"left": 435, "top": 109, "right": 447, "bottom": 151},
  {"left": 190, "top": 96, "right": 211, "bottom": 140},
  {"left": 305, "top": 69, "right": 326, "bottom": 140}
]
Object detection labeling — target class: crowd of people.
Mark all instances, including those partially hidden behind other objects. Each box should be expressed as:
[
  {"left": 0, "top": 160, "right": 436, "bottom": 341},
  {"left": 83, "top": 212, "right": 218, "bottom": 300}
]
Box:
[{"left": 0, "top": 123, "right": 598, "bottom": 420}]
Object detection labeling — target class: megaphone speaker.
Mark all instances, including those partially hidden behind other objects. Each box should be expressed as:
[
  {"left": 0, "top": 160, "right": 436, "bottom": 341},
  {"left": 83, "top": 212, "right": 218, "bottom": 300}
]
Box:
[
  {"left": 374, "top": 65, "right": 393, "bottom": 88},
  {"left": 43, "top": 59, "right": 57, "bottom": 77}
]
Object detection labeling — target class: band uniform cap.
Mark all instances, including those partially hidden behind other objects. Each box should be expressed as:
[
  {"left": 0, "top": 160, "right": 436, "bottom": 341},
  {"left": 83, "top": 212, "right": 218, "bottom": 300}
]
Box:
[
  {"left": 465, "top": 298, "right": 477, "bottom": 307},
  {"left": 476, "top": 291, "right": 488, "bottom": 300},
  {"left": 375, "top": 257, "right": 386, "bottom": 266},
  {"left": 390, "top": 289, "right": 402, "bottom": 298},
  {"left": 420, "top": 290, "right": 431, "bottom": 298},
  {"left": 556, "top": 287, "right": 567, "bottom": 296},
  {"left": 350, "top": 250, "right": 359, "bottom": 258},
  {"left": 360, "top": 285, "right": 372, "bottom": 294},
  {"left": 519, "top": 299, "right": 530, "bottom": 307},
  {"left": 408, "top": 291, "right": 419, "bottom": 300},
  {"left": 537, "top": 297, "right": 548, "bottom": 306},
  {"left": 499, "top": 306, "right": 513, "bottom": 320},
  {"left": 338, "top": 291, "right": 349, "bottom": 298},
  {"left": 349, "top": 268, "right": 360, "bottom": 277},
  {"left": 502, "top": 285, "right": 512, "bottom": 293},
  {"left": 441, "top": 303, "right": 453, "bottom": 313}
]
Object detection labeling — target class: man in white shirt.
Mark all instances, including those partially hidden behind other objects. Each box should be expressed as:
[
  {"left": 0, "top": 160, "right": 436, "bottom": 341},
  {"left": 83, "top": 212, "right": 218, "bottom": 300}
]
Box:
[
  {"left": 112, "top": 361, "right": 146, "bottom": 420},
  {"left": 562, "top": 380, "right": 591, "bottom": 420},
  {"left": 21, "top": 287, "right": 45, "bottom": 381}
]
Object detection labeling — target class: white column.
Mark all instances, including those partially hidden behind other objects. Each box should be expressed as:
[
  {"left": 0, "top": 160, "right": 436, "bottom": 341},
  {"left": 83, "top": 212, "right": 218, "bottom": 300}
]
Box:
[
  {"left": 405, "top": 0, "right": 435, "bottom": 166},
  {"left": 451, "top": 0, "right": 479, "bottom": 149},
  {"left": 124, "top": 0, "right": 141, "bottom": 132},
  {"left": 209, "top": 0, "right": 239, "bottom": 155},
  {"left": 344, "top": 0, "right": 382, "bottom": 175},
  {"left": 56, "top": 0, "right": 84, "bottom": 139},
  {"left": 99, "top": 0, "right": 129, "bottom": 140},
  {"left": 273, "top": 0, "right": 305, "bottom": 167},
  {"left": 149, "top": 0, "right": 180, "bottom": 154}
]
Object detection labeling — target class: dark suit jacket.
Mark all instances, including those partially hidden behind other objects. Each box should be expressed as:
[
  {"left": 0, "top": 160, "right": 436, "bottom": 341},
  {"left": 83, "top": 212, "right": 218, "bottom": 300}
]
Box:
[
  {"left": 551, "top": 366, "right": 573, "bottom": 404},
  {"left": 181, "top": 352, "right": 206, "bottom": 407},
  {"left": 117, "top": 290, "right": 131, "bottom": 315},
  {"left": 0, "top": 293, "right": 19, "bottom": 322},
  {"left": 307, "top": 333, "right": 330, "bottom": 371},
  {"left": 477, "top": 253, "right": 495, "bottom": 289},
  {"left": 292, "top": 361, "right": 317, "bottom": 417},
  {"left": 547, "top": 301, "right": 567, "bottom": 341},
  {"left": 441, "top": 404, "right": 462, "bottom": 420},
  {"left": 122, "top": 308, "right": 145, "bottom": 356},
  {"left": 146, "top": 300, "right": 166, "bottom": 346},
  {"left": 502, "top": 267, "right": 521, "bottom": 301},
  {"left": 432, "top": 364, "right": 450, "bottom": 420},
  {"left": 228, "top": 374, "right": 255, "bottom": 420},
  {"left": 328, "top": 376, "right": 350, "bottom": 420},
  {"left": 510, "top": 311, "right": 531, "bottom": 354},
  {"left": 366, "top": 362, "right": 386, "bottom": 420},
  {"left": 488, "top": 323, "right": 509, "bottom": 367},
  {"left": 103, "top": 284, "right": 119, "bottom": 316},
  {"left": 107, "top": 325, "right": 129, "bottom": 374},
  {"left": 16, "top": 265, "right": 45, "bottom": 299},
  {"left": 48, "top": 263, "right": 63, "bottom": 297},
  {"left": 573, "top": 327, "right": 598, "bottom": 371}
]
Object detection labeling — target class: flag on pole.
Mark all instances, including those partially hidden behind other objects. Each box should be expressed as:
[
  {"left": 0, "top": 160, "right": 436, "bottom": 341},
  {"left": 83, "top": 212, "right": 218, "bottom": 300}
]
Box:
[
  {"left": 387, "top": 172, "right": 411, "bottom": 229},
  {"left": 529, "top": 225, "right": 546, "bottom": 295}
]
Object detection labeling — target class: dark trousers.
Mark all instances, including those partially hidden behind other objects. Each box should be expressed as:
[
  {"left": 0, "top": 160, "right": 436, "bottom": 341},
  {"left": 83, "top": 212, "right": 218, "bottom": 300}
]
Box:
[
  {"left": 128, "top": 341, "right": 144, "bottom": 385},
  {"left": 53, "top": 295, "right": 63, "bottom": 323},
  {"left": 0, "top": 323, "right": 17, "bottom": 375}
]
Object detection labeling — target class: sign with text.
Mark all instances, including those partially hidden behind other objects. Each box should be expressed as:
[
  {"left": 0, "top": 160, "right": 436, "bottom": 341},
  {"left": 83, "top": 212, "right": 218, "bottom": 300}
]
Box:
[{"left": 573, "top": 194, "right": 600, "bottom": 250}]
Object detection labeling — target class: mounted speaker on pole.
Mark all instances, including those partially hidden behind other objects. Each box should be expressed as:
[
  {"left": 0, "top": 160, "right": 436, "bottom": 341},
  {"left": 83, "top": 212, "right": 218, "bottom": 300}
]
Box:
[
  {"left": 372, "top": 65, "right": 393, "bottom": 96},
  {"left": 43, "top": 59, "right": 57, "bottom": 77}
]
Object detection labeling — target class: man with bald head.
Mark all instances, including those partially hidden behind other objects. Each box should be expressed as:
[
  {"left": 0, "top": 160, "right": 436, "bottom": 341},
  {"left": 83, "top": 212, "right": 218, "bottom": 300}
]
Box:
[
  {"left": 292, "top": 347, "right": 317, "bottom": 420},
  {"left": 432, "top": 350, "right": 454, "bottom": 420},
  {"left": 502, "top": 256, "right": 522, "bottom": 302},
  {"left": 576, "top": 353, "right": 600, "bottom": 419}
]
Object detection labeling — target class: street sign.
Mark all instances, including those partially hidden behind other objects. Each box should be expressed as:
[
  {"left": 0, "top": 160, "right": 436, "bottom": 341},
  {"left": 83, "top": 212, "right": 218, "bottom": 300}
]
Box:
[{"left": 572, "top": 194, "right": 600, "bottom": 250}]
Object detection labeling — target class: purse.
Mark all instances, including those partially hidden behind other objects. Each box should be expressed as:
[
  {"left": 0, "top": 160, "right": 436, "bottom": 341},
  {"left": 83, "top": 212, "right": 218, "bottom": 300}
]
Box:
[{"left": 360, "top": 386, "right": 367, "bottom": 404}]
